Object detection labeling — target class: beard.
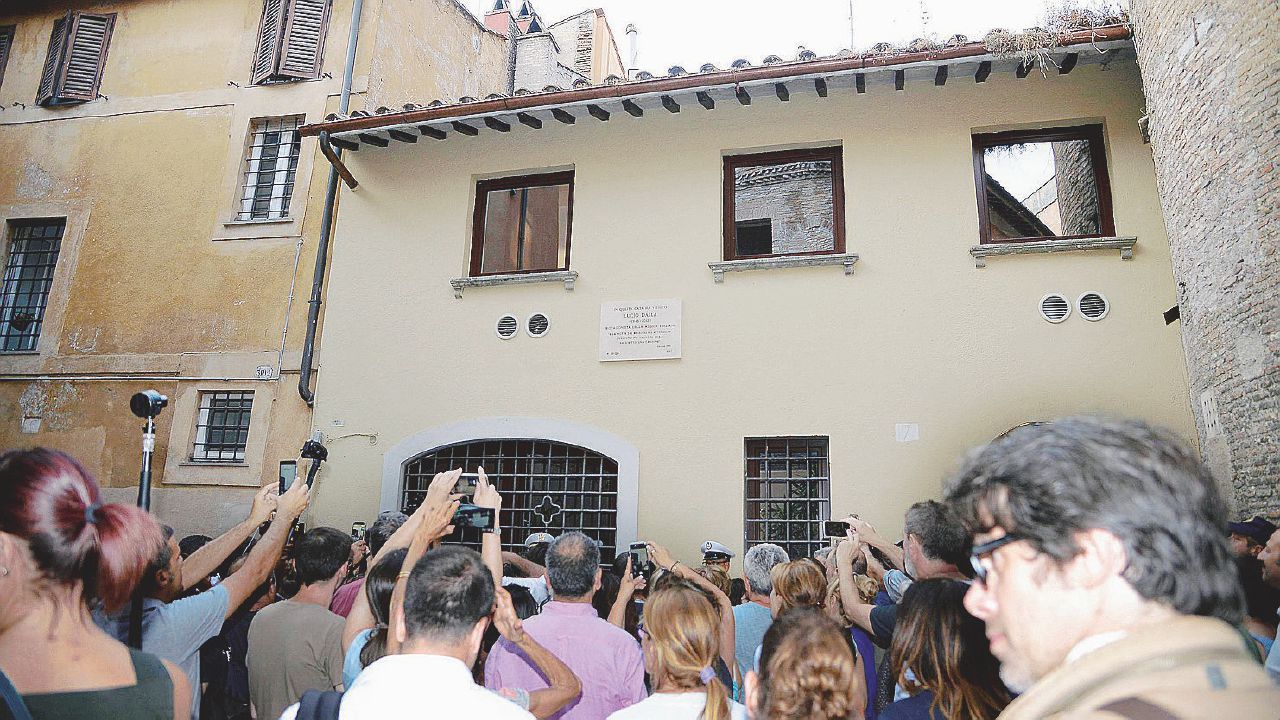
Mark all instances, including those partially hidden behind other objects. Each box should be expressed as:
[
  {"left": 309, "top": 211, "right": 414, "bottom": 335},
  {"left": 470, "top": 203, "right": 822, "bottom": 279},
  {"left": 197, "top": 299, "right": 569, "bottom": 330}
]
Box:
[{"left": 998, "top": 662, "right": 1035, "bottom": 695}]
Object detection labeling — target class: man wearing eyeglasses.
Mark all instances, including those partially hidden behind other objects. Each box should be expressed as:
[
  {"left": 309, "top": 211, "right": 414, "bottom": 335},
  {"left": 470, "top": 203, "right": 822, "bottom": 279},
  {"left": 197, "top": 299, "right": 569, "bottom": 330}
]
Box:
[{"left": 946, "top": 416, "right": 1278, "bottom": 718}]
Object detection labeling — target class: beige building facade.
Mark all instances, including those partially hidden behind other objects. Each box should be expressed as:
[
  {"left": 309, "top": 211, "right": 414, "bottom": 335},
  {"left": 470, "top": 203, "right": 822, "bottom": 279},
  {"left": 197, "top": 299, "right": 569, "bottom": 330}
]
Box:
[{"left": 301, "top": 28, "right": 1197, "bottom": 566}]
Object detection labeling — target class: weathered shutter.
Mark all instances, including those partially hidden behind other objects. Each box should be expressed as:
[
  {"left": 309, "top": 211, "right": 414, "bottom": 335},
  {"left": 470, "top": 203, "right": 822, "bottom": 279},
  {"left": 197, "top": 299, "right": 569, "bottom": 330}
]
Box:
[
  {"left": 251, "top": 0, "right": 287, "bottom": 84},
  {"left": 0, "top": 26, "right": 15, "bottom": 90},
  {"left": 277, "top": 0, "right": 332, "bottom": 79},
  {"left": 58, "top": 12, "right": 115, "bottom": 102},
  {"left": 36, "top": 14, "right": 70, "bottom": 105}
]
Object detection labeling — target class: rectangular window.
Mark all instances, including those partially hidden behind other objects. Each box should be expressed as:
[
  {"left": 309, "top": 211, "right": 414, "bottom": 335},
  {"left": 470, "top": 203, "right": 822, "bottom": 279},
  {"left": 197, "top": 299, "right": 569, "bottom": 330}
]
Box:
[
  {"left": 36, "top": 11, "right": 115, "bottom": 107},
  {"left": 235, "top": 116, "right": 304, "bottom": 222},
  {"left": 251, "top": 0, "right": 333, "bottom": 84},
  {"left": 192, "top": 392, "right": 254, "bottom": 463},
  {"left": 470, "top": 171, "right": 574, "bottom": 276},
  {"left": 0, "top": 219, "right": 65, "bottom": 352},
  {"left": 972, "top": 124, "right": 1114, "bottom": 244},
  {"left": 0, "top": 26, "right": 16, "bottom": 91},
  {"left": 723, "top": 147, "right": 845, "bottom": 261},
  {"left": 744, "top": 436, "right": 831, "bottom": 560}
]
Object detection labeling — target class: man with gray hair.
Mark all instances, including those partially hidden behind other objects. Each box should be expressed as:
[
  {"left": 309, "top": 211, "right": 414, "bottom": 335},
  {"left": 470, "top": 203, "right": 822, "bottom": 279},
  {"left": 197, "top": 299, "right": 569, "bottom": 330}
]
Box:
[
  {"left": 734, "top": 542, "right": 789, "bottom": 675},
  {"left": 486, "top": 532, "right": 644, "bottom": 719},
  {"left": 330, "top": 510, "right": 409, "bottom": 617}
]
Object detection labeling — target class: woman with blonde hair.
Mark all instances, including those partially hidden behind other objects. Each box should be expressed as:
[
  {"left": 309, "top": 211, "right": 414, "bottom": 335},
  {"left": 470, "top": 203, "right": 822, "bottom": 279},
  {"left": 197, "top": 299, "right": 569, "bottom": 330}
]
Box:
[
  {"left": 769, "top": 560, "right": 827, "bottom": 617},
  {"left": 746, "top": 606, "right": 865, "bottom": 720},
  {"left": 880, "top": 579, "right": 1009, "bottom": 720},
  {"left": 608, "top": 581, "right": 747, "bottom": 720}
]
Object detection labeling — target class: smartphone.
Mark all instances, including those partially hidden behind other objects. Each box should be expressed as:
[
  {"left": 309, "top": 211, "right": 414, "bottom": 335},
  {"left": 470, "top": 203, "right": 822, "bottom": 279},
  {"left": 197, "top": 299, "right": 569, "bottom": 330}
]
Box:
[
  {"left": 456, "top": 472, "right": 480, "bottom": 495},
  {"left": 824, "top": 520, "right": 847, "bottom": 538},
  {"left": 629, "top": 542, "right": 649, "bottom": 578},
  {"left": 351, "top": 522, "right": 366, "bottom": 541},
  {"left": 279, "top": 461, "right": 298, "bottom": 495},
  {"left": 452, "top": 503, "right": 495, "bottom": 530}
]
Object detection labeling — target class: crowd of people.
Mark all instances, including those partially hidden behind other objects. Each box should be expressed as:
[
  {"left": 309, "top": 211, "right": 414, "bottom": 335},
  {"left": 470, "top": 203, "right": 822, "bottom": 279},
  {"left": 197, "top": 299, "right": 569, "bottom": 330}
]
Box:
[{"left": 1, "top": 415, "right": 1279, "bottom": 720}]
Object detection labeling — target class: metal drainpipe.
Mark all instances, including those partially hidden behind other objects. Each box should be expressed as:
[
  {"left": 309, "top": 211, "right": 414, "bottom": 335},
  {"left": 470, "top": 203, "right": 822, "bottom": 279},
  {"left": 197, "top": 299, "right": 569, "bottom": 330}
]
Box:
[{"left": 299, "top": 0, "right": 364, "bottom": 405}]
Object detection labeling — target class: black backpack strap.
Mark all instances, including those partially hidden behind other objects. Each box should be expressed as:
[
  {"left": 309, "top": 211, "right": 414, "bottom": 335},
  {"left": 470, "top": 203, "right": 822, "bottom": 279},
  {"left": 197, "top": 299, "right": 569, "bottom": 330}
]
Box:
[{"left": 295, "top": 689, "right": 344, "bottom": 720}]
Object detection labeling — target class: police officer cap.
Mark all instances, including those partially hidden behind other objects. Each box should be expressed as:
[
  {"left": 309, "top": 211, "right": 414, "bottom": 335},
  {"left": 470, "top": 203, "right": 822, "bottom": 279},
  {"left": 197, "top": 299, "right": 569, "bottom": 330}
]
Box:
[{"left": 701, "top": 540, "right": 735, "bottom": 561}]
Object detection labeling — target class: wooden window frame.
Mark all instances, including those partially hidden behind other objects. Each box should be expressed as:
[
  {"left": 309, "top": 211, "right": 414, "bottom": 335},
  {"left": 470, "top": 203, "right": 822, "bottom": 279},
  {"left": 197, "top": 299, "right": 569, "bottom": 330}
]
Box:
[
  {"left": 722, "top": 146, "right": 846, "bottom": 261},
  {"left": 0, "top": 26, "right": 15, "bottom": 91},
  {"left": 250, "top": 0, "right": 334, "bottom": 85},
  {"left": 469, "top": 171, "right": 576, "bottom": 277},
  {"left": 36, "top": 11, "right": 116, "bottom": 107},
  {"left": 972, "top": 123, "right": 1115, "bottom": 245}
]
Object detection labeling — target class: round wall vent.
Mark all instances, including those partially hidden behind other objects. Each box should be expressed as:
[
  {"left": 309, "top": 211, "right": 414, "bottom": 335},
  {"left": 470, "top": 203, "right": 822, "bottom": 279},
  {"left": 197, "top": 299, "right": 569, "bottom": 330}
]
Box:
[
  {"left": 1039, "top": 294, "right": 1071, "bottom": 324},
  {"left": 495, "top": 314, "right": 519, "bottom": 339},
  {"left": 527, "top": 313, "right": 550, "bottom": 337},
  {"left": 1078, "top": 292, "right": 1110, "bottom": 321}
]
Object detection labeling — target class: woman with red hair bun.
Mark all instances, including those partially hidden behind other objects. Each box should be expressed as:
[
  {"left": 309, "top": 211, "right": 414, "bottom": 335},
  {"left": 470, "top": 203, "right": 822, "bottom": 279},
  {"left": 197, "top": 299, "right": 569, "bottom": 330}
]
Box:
[{"left": 0, "top": 448, "right": 190, "bottom": 719}]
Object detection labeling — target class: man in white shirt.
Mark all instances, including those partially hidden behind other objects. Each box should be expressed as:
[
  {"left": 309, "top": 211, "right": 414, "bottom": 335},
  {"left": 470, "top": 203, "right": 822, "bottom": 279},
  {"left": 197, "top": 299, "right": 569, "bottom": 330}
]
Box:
[{"left": 281, "top": 545, "right": 531, "bottom": 720}]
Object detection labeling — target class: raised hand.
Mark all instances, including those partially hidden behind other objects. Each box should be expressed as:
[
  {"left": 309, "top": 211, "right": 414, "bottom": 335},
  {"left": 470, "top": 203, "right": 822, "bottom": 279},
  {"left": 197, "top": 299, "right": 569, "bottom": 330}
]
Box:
[
  {"left": 492, "top": 587, "right": 526, "bottom": 644},
  {"left": 276, "top": 475, "right": 311, "bottom": 520},
  {"left": 473, "top": 466, "right": 502, "bottom": 513},
  {"left": 647, "top": 542, "right": 676, "bottom": 572},
  {"left": 248, "top": 483, "right": 278, "bottom": 525}
]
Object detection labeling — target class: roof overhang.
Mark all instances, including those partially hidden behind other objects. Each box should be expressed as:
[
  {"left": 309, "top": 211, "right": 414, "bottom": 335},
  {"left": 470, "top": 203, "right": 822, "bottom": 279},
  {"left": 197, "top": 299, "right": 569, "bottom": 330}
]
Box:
[{"left": 300, "top": 26, "right": 1133, "bottom": 149}]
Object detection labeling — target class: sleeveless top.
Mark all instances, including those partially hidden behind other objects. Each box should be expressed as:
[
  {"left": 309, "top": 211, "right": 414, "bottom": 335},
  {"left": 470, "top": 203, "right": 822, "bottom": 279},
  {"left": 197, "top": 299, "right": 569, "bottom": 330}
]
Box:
[{"left": 21, "top": 648, "right": 174, "bottom": 720}]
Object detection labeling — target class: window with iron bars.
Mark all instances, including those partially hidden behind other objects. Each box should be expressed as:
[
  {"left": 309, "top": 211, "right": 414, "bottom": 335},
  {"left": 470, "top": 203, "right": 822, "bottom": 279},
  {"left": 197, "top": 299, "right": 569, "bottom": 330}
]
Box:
[
  {"left": 235, "top": 116, "right": 303, "bottom": 222},
  {"left": 402, "top": 439, "right": 619, "bottom": 559},
  {"left": 191, "top": 392, "right": 254, "bottom": 462},
  {"left": 744, "top": 436, "right": 831, "bottom": 559},
  {"left": 0, "top": 219, "right": 65, "bottom": 352}
]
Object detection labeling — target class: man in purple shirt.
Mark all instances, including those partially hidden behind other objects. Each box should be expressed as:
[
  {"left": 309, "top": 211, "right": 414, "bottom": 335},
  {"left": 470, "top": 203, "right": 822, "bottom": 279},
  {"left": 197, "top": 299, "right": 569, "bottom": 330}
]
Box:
[{"left": 486, "top": 532, "right": 645, "bottom": 719}]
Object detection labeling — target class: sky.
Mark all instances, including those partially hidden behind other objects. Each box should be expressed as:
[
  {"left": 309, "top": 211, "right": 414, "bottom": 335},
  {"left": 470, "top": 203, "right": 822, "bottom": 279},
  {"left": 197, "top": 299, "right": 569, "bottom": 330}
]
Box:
[{"left": 467, "top": 0, "right": 1103, "bottom": 71}]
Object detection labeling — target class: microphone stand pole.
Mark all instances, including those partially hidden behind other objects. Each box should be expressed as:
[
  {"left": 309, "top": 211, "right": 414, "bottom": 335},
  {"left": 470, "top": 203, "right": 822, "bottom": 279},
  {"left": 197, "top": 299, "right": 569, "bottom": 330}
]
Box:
[{"left": 128, "top": 414, "right": 158, "bottom": 648}]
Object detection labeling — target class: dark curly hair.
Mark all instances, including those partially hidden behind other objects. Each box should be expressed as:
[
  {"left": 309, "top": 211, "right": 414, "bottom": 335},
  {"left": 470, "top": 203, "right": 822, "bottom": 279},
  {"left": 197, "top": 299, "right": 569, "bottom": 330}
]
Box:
[{"left": 756, "top": 606, "right": 863, "bottom": 720}]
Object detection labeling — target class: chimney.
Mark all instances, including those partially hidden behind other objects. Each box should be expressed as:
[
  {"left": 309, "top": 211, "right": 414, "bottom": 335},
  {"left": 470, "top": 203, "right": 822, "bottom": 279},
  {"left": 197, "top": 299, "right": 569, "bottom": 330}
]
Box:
[
  {"left": 626, "top": 23, "right": 638, "bottom": 77},
  {"left": 484, "top": 0, "right": 514, "bottom": 37}
]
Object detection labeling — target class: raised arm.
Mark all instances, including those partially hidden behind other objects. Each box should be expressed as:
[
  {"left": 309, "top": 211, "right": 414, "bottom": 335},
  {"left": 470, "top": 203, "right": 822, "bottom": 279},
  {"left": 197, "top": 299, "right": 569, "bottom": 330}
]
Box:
[
  {"left": 846, "top": 516, "right": 903, "bottom": 570},
  {"left": 501, "top": 551, "right": 546, "bottom": 579},
  {"left": 386, "top": 470, "right": 461, "bottom": 655},
  {"left": 473, "top": 467, "right": 504, "bottom": 588},
  {"left": 835, "top": 538, "right": 876, "bottom": 635},
  {"left": 608, "top": 556, "right": 645, "bottom": 629},
  {"left": 217, "top": 479, "right": 310, "bottom": 618},
  {"left": 342, "top": 502, "right": 430, "bottom": 652},
  {"left": 493, "top": 587, "right": 581, "bottom": 719},
  {"left": 181, "top": 484, "right": 277, "bottom": 591},
  {"left": 650, "top": 542, "right": 737, "bottom": 678}
]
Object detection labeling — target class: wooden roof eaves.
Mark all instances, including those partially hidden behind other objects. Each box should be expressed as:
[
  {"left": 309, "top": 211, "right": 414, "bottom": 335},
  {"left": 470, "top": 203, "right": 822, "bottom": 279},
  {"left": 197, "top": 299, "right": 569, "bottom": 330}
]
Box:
[{"left": 301, "top": 25, "right": 1132, "bottom": 140}]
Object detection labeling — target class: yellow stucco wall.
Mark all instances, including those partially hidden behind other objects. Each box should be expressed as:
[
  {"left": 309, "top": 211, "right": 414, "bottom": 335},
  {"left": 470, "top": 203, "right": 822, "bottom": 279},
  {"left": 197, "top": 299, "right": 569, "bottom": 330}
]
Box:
[
  {"left": 310, "top": 58, "right": 1194, "bottom": 568},
  {"left": 0, "top": 0, "right": 510, "bottom": 537},
  {"left": 364, "top": 0, "right": 510, "bottom": 109}
]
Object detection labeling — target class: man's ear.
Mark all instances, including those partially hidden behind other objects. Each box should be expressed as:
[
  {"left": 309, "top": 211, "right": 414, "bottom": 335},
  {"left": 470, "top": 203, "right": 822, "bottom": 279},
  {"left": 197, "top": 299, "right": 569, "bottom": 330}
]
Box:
[
  {"left": 594, "top": 567, "right": 602, "bottom": 592},
  {"left": 744, "top": 670, "right": 760, "bottom": 716},
  {"left": 1064, "top": 529, "right": 1127, "bottom": 590},
  {"left": 393, "top": 603, "right": 407, "bottom": 644}
]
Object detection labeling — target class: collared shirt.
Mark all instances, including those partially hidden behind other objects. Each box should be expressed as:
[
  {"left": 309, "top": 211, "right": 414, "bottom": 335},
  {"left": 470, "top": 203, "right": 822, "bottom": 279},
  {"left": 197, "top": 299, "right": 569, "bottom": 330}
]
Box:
[
  {"left": 883, "top": 569, "right": 913, "bottom": 603},
  {"left": 98, "top": 584, "right": 230, "bottom": 720},
  {"left": 485, "top": 600, "right": 645, "bottom": 720},
  {"left": 280, "top": 654, "right": 533, "bottom": 720},
  {"left": 1064, "top": 630, "right": 1128, "bottom": 664},
  {"left": 733, "top": 602, "right": 772, "bottom": 677}
]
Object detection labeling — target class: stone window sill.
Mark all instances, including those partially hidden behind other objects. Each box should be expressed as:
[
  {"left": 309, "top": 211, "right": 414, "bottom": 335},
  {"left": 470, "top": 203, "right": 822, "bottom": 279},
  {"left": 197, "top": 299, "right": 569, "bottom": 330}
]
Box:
[
  {"left": 970, "top": 236, "right": 1136, "bottom": 268},
  {"left": 450, "top": 270, "right": 578, "bottom": 298},
  {"left": 708, "top": 253, "right": 859, "bottom": 282}
]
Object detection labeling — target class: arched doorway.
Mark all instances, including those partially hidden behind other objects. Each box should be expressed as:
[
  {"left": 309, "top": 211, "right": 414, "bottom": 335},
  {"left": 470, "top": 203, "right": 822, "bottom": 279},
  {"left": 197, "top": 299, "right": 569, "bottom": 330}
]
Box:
[{"left": 402, "top": 438, "right": 621, "bottom": 558}]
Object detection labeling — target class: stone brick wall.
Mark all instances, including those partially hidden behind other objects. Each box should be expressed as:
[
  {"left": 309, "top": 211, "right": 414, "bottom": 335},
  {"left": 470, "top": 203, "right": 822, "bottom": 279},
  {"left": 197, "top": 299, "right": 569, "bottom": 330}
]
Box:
[
  {"left": 734, "top": 164, "right": 836, "bottom": 254},
  {"left": 1130, "top": 1, "right": 1280, "bottom": 515},
  {"left": 1051, "top": 139, "right": 1101, "bottom": 236},
  {"left": 514, "top": 33, "right": 585, "bottom": 90}
]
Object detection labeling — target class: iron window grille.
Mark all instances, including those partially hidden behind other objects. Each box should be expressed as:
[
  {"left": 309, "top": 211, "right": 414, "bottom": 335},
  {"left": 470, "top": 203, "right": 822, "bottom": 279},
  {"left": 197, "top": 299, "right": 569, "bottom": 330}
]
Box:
[
  {"left": 402, "top": 439, "right": 619, "bottom": 558},
  {"left": 191, "top": 392, "right": 255, "bottom": 463},
  {"left": 744, "top": 436, "right": 831, "bottom": 560},
  {"left": 235, "top": 116, "right": 303, "bottom": 222},
  {"left": 0, "top": 219, "right": 65, "bottom": 352}
]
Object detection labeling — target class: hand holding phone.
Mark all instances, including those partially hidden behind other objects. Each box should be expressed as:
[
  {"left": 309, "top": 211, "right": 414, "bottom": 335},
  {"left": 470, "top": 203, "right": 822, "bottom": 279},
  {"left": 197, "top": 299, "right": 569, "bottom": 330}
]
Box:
[
  {"left": 629, "top": 542, "right": 650, "bottom": 579},
  {"left": 279, "top": 460, "right": 298, "bottom": 496},
  {"left": 452, "top": 503, "right": 496, "bottom": 531},
  {"left": 824, "top": 520, "right": 848, "bottom": 538}
]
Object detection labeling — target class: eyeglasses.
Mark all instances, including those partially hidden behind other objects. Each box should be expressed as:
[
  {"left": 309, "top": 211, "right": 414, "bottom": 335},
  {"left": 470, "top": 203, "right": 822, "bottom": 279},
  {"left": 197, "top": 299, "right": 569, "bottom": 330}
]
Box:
[{"left": 969, "top": 533, "right": 1024, "bottom": 585}]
